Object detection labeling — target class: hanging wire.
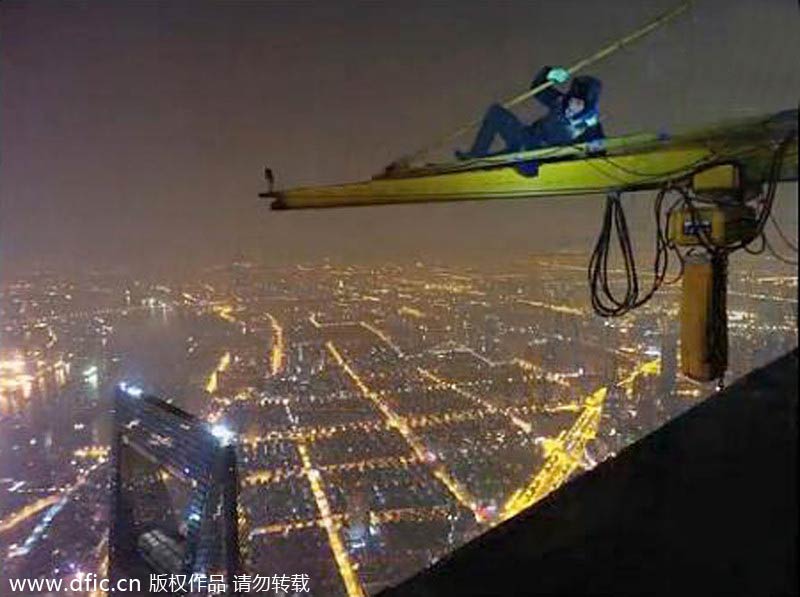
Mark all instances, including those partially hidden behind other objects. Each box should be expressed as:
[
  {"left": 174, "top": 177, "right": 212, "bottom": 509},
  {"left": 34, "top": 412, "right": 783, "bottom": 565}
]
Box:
[
  {"left": 763, "top": 235, "right": 798, "bottom": 266},
  {"left": 587, "top": 187, "right": 681, "bottom": 317},
  {"left": 587, "top": 133, "right": 794, "bottom": 319},
  {"left": 768, "top": 212, "right": 798, "bottom": 253}
]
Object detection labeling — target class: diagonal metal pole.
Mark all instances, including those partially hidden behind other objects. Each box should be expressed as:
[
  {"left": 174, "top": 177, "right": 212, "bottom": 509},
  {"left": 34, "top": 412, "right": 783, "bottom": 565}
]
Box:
[{"left": 386, "top": 0, "right": 693, "bottom": 172}]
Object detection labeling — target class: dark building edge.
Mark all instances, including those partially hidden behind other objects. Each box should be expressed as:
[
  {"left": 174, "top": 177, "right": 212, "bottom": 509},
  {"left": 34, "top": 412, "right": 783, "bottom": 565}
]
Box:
[{"left": 380, "top": 350, "right": 798, "bottom": 597}]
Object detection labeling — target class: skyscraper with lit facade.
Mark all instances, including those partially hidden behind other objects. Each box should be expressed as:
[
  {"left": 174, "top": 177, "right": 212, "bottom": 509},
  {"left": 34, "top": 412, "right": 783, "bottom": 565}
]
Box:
[{"left": 110, "top": 383, "right": 239, "bottom": 595}]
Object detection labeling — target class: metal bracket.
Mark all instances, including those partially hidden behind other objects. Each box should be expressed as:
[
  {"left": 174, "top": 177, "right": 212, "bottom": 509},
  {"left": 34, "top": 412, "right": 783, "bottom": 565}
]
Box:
[{"left": 258, "top": 167, "right": 275, "bottom": 199}]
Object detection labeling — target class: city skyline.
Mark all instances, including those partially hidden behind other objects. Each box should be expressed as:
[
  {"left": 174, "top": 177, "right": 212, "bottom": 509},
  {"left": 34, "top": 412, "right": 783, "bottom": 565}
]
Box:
[
  {"left": 1, "top": 1, "right": 797, "bottom": 594},
  {"left": 1, "top": 256, "right": 796, "bottom": 594}
]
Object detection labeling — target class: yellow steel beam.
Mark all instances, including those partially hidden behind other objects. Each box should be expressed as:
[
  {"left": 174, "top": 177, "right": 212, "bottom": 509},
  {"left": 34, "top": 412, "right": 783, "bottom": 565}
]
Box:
[{"left": 267, "top": 110, "right": 797, "bottom": 210}]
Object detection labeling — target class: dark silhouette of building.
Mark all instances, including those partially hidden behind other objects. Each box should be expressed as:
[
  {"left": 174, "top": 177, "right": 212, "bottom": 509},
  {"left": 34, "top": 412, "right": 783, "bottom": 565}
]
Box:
[
  {"left": 380, "top": 350, "right": 798, "bottom": 597},
  {"left": 110, "top": 384, "right": 239, "bottom": 595}
]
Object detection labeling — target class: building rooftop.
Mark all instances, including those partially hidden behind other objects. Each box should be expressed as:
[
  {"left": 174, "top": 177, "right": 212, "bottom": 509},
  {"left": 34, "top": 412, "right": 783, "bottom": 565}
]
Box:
[{"left": 382, "top": 350, "right": 798, "bottom": 596}]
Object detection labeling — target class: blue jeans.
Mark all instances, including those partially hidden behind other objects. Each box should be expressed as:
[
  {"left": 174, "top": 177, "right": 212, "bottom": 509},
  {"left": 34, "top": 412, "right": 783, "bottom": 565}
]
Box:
[{"left": 465, "top": 104, "right": 539, "bottom": 157}]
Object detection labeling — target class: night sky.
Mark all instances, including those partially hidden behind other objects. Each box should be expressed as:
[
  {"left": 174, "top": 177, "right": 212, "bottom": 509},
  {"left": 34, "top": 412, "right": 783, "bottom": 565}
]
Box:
[{"left": 1, "top": 0, "right": 798, "bottom": 275}]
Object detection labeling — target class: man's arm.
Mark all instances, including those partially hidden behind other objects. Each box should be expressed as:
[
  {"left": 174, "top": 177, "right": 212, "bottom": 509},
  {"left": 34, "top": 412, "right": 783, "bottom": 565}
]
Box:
[
  {"left": 574, "top": 75, "right": 603, "bottom": 109},
  {"left": 531, "top": 65, "right": 563, "bottom": 110}
]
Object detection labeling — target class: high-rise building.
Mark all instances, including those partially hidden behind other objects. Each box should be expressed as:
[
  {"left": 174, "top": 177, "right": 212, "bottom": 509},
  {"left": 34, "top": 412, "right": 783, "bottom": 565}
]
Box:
[{"left": 110, "top": 384, "right": 239, "bottom": 595}]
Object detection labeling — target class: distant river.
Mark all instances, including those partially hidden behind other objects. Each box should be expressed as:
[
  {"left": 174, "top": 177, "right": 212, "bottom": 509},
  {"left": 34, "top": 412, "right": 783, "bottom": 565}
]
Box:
[
  {"left": 105, "top": 305, "right": 234, "bottom": 416},
  {"left": 0, "top": 306, "right": 235, "bottom": 482}
]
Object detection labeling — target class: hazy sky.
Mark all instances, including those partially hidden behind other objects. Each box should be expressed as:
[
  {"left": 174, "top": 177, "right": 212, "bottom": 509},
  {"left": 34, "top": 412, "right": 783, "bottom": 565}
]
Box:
[{"left": 1, "top": 0, "right": 798, "bottom": 275}]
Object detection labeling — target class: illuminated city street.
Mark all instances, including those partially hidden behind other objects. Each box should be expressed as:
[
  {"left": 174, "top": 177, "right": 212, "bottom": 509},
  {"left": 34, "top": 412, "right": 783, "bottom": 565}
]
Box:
[{"left": 1, "top": 256, "right": 796, "bottom": 595}]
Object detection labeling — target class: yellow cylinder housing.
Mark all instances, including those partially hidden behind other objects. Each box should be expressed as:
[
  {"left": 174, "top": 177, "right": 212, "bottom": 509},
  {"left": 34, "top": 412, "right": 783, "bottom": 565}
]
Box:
[{"left": 680, "top": 253, "right": 728, "bottom": 381}]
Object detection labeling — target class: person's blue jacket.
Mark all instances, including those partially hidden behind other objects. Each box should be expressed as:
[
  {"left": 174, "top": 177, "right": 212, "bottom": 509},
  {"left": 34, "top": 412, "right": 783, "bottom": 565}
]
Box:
[{"left": 525, "top": 65, "right": 604, "bottom": 148}]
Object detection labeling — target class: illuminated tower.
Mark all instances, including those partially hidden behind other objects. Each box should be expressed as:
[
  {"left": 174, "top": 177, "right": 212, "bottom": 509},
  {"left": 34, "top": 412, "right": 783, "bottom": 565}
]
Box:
[
  {"left": 344, "top": 484, "right": 384, "bottom": 566},
  {"left": 110, "top": 384, "right": 239, "bottom": 594},
  {"left": 344, "top": 487, "right": 371, "bottom": 551}
]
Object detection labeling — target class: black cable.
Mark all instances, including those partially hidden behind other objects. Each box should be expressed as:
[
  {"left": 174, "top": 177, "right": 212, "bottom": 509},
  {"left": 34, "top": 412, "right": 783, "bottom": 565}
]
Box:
[
  {"left": 664, "top": 195, "right": 686, "bottom": 283},
  {"left": 708, "top": 251, "right": 729, "bottom": 375},
  {"left": 743, "top": 233, "right": 766, "bottom": 256},
  {"left": 763, "top": 235, "right": 799, "bottom": 266},
  {"left": 665, "top": 102, "right": 800, "bottom": 379},
  {"left": 769, "top": 212, "right": 798, "bottom": 253},
  {"left": 588, "top": 189, "right": 677, "bottom": 317},
  {"left": 587, "top": 132, "right": 793, "bottom": 327},
  {"left": 669, "top": 134, "right": 793, "bottom": 257}
]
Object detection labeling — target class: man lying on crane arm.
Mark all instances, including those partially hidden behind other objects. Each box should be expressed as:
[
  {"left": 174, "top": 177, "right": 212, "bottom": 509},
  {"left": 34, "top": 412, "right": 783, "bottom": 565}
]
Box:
[{"left": 454, "top": 66, "right": 605, "bottom": 170}]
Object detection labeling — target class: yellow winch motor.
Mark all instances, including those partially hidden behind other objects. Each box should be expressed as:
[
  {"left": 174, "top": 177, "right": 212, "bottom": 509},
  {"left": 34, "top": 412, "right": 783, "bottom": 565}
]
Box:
[
  {"left": 668, "top": 165, "right": 757, "bottom": 382},
  {"left": 668, "top": 202, "right": 757, "bottom": 247}
]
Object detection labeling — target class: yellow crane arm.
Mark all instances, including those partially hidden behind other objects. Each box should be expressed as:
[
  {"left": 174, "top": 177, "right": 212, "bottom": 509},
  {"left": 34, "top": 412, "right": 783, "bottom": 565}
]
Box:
[{"left": 266, "top": 110, "right": 797, "bottom": 211}]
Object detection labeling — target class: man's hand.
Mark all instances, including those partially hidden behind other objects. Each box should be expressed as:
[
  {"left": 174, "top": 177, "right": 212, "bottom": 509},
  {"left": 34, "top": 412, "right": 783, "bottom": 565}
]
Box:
[{"left": 546, "top": 67, "right": 570, "bottom": 85}]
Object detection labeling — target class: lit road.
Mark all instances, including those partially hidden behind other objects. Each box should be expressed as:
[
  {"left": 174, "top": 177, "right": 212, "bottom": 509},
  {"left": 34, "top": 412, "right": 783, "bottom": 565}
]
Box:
[
  {"left": 418, "top": 367, "right": 532, "bottom": 433},
  {"left": 213, "top": 304, "right": 237, "bottom": 323},
  {"left": 0, "top": 495, "right": 61, "bottom": 534},
  {"left": 325, "top": 341, "right": 482, "bottom": 520},
  {"left": 242, "top": 419, "right": 388, "bottom": 444},
  {"left": 205, "top": 351, "right": 231, "bottom": 394},
  {"left": 296, "top": 441, "right": 365, "bottom": 597},
  {"left": 5, "top": 461, "right": 106, "bottom": 558},
  {"left": 88, "top": 536, "right": 109, "bottom": 597},
  {"left": 242, "top": 454, "right": 420, "bottom": 487},
  {"left": 265, "top": 313, "right": 285, "bottom": 375},
  {"left": 502, "top": 386, "right": 607, "bottom": 520},
  {"left": 398, "top": 306, "right": 425, "bottom": 319},
  {"left": 517, "top": 298, "right": 585, "bottom": 316},
  {"left": 249, "top": 505, "right": 453, "bottom": 538},
  {"left": 503, "top": 357, "right": 662, "bottom": 519},
  {"left": 360, "top": 321, "right": 404, "bottom": 357}
]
